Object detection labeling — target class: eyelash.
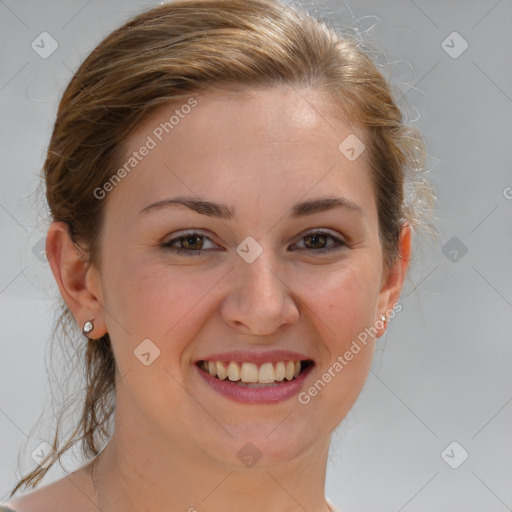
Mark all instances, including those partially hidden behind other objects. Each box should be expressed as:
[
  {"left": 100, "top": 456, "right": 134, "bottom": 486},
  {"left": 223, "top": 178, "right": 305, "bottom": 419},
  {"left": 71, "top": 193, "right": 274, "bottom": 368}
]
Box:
[{"left": 161, "top": 230, "right": 346, "bottom": 257}]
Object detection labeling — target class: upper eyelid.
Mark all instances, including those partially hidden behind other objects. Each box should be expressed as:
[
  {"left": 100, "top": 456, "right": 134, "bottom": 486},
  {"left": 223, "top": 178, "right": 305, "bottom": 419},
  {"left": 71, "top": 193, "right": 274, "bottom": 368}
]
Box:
[
  {"left": 163, "top": 230, "right": 217, "bottom": 244},
  {"left": 163, "top": 229, "right": 344, "bottom": 248}
]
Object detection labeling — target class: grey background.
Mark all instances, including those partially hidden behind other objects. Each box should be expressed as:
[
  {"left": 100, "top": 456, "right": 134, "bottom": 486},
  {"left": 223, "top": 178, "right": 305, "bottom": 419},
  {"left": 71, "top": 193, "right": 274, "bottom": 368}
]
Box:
[{"left": 1, "top": 1, "right": 511, "bottom": 511}]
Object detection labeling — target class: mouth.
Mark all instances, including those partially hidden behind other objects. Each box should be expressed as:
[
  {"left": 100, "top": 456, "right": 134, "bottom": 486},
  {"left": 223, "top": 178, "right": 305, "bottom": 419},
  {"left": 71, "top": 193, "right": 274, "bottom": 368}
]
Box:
[
  {"left": 196, "top": 359, "right": 315, "bottom": 386},
  {"left": 194, "top": 358, "right": 315, "bottom": 403}
]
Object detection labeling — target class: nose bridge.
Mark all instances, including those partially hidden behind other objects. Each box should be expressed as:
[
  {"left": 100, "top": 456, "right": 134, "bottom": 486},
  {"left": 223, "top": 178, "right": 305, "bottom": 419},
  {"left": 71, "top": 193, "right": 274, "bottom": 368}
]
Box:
[
  {"left": 221, "top": 238, "right": 299, "bottom": 334},
  {"left": 237, "top": 243, "right": 285, "bottom": 302}
]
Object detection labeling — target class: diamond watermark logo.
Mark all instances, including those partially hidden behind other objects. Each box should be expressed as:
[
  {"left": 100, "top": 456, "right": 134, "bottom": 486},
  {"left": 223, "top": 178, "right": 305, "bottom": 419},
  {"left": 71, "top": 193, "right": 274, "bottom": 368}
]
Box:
[
  {"left": 237, "top": 442, "right": 262, "bottom": 468},
  {"left": 134, "top": 338, "right": 161, "bottom": 366},
  {"left": 32, "top": 236, "right": 47, "bottom": 262},
  {"left": 338, "top": 134, "right": 365, "bottom": 161},
  {"left": 31, "top": 441, "right": 57, "bottom": 468},
  {"left": 441, "top": 31, "right": 468, "bottom": 59},
  {"left": 236, "top": 236, "right": 263, "bottom": 263},
  {"left": 441, "top": 441, "right": 469, "bottom": 469},
  {"left": 31, "top": 31, "right": 58, "bottom": 59},
  {"left": 442, "top": 236, "right": 468, "bottom": 263}
]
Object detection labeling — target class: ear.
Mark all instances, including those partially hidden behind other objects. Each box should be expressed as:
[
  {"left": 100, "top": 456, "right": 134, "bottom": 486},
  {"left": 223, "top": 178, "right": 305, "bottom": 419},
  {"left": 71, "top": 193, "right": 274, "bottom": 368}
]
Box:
[
  {"left": 375, "top": 223, "right": 412, "bottom": 338},
  {"left": 45, "top": 221, "right": 108, "bottom": 339}
]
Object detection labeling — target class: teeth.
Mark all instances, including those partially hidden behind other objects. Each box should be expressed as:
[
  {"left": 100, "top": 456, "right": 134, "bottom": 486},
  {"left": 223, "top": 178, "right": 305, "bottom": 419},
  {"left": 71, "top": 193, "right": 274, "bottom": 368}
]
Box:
[
  {"left": 275, "top": 361, "right": 285, "bottom": 381},
  {"left": 240, "top": 362, "right": 258, "bottom": 383},
  {"left": 216, "top": 361, "right": 227, "bottom": 380},
  {"left": 285, "top": 361, "right": 295, "bottom": 380},
  {"left": 259, "top": 362, "right": 275, "bottom": 383},
  {"left": 200, "top": 359, "right": 308, "bottom": 384},
  {"left": 227, "top": 361, "right": 240, "bottom": 381}
]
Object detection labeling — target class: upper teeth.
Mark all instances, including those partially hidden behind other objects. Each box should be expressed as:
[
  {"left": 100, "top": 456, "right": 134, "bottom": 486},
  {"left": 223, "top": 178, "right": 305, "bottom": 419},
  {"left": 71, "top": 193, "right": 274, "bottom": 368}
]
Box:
[{"left": 200, "top": 360, "right": 302, "bottom": 383}]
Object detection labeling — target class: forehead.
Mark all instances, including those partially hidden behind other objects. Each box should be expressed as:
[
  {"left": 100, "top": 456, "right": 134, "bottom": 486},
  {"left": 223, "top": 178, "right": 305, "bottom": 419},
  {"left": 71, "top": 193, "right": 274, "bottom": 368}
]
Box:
[{"left": 104, "top": 85, "right": 376, "bottom": 226}]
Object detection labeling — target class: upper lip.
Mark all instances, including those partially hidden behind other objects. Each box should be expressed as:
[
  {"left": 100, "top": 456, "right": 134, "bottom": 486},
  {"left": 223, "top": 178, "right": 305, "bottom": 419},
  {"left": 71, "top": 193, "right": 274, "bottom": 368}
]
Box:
[{"left": 194, "top": 349, "right": 314, "bottom": 365}]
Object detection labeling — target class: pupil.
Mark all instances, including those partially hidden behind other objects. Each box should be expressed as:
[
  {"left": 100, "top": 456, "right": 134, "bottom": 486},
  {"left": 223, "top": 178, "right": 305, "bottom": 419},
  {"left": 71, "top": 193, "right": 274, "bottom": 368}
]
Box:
[
  {"left": 185, "top": 235, "right": 201, "bottom": 249},
  {"left": 306, "top": 234, "right": 325, "bottom": 249}
]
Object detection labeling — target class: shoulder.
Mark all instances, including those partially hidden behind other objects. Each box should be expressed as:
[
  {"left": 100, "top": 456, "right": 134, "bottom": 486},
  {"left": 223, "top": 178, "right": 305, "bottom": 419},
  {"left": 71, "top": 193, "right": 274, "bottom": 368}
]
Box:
[{"left": 3, "top": 464, "right": 97, "bottom": 512}]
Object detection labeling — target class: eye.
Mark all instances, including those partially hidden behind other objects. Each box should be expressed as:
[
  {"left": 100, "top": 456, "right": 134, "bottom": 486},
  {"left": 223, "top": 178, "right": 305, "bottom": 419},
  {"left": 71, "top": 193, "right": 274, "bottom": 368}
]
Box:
[
  {"left": 161, "top": 229, "right": 346, "bottom": 257},
  {"left": 291, "top": 230, "right": 346, "bottom": 254},
  {"left": 161, "top": 231, "right": 218, "bottom": 256}
]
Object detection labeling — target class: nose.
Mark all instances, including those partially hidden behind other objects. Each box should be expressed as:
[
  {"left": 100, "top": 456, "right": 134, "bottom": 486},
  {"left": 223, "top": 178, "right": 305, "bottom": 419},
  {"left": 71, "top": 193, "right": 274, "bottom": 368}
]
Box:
[{"left": 220, "top": 250, "right": 300, "bottom": 336}]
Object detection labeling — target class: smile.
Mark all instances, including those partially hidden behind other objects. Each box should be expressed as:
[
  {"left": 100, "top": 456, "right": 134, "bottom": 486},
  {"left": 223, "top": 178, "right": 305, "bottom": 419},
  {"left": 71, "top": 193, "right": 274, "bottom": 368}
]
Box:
[
  {"left": 197, "top": 359, "right": 314, "bottom": 384},
  {"left": 195, "top": 359, "right": 315, "bottom": 403}
]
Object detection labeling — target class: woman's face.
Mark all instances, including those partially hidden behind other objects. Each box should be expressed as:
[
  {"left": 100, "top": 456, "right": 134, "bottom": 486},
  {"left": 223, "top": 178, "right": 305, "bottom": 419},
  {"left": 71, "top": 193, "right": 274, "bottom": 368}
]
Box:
[{"left": 87, "top": 85, "right": 408, "bottom": 469}]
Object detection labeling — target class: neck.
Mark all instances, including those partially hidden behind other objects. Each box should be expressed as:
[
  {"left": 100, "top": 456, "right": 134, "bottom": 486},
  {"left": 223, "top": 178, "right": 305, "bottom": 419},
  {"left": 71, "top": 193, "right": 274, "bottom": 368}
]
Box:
[{"left": 90, "top": 426, "right": 333, "bottom": 512}]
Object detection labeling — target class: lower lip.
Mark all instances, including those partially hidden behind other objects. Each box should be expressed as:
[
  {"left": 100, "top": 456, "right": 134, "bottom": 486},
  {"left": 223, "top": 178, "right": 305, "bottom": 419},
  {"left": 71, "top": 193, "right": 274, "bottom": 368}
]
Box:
[{"left": 195, "top": 363, "right": 314, "bottom": 404}]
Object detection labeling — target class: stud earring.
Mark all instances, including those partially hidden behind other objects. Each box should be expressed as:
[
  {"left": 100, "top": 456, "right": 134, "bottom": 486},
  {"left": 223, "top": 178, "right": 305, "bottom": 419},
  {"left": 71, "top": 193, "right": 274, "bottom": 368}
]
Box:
[{"left": 83, "top": 320, "right": 94, "bottom": 336}]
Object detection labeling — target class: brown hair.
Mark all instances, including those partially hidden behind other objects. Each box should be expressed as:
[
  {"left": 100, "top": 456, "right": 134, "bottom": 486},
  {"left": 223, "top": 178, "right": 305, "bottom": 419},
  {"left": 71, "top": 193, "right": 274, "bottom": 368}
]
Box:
[{"left": 10, "top": 0, "right": 435, "bottom": 496}]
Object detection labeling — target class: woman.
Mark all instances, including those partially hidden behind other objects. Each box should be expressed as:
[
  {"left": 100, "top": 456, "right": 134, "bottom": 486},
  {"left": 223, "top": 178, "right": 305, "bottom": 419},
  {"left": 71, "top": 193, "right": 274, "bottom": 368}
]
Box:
[{"left": 3, "top": 0, "right": 435, "bottom": 511}]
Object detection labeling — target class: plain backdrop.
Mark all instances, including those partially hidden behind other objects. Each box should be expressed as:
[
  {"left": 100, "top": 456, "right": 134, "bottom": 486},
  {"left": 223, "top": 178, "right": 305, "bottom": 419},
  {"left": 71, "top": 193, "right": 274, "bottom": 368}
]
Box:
[{"left": 1, "top": 1, "right": 511, "bottom": 511}]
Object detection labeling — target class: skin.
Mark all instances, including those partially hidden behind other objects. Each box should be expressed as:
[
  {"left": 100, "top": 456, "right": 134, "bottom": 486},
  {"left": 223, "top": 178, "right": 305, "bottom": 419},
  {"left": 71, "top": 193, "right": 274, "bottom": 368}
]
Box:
[{"left": 11, "top": 85, "right": 411, "bottom": 512}]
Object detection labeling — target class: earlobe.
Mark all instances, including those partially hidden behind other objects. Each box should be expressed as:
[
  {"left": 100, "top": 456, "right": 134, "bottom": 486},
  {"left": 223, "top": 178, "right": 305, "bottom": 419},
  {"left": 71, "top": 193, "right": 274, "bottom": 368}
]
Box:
[{"left": 45, "top": 221, "right": 108, "bottom": 339}]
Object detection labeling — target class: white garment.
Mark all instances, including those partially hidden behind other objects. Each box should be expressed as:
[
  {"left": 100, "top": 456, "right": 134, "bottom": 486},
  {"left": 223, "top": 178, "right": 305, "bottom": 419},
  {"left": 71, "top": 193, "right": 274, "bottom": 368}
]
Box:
[{"left": 326, "top": 495, "right": 342, "bottom": 512}]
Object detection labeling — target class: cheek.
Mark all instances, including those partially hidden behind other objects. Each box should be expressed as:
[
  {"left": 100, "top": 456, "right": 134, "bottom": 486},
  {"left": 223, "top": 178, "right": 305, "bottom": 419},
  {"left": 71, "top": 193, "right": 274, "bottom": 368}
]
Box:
[
  {"left": 302, "top": 260, "right": 380, "bottom": 343},
  {"left": 102, "top": 253, "right": 221, "bottom": 350}
]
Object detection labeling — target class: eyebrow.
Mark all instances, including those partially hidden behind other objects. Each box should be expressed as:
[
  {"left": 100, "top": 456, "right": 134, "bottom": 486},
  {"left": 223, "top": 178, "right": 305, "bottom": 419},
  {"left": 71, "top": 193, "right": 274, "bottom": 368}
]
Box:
[{"left": 138, "top": 195, "right": 364, "bottom": 219}]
